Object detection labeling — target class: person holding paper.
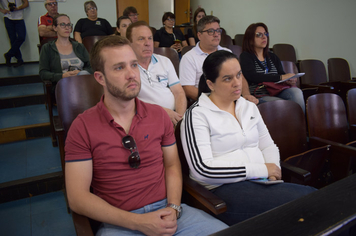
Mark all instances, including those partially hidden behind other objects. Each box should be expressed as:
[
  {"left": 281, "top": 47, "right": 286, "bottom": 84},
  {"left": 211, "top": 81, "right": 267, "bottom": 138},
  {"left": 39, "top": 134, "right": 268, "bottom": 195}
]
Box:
[
  {"left": 181, "top": 50, "right": 316, "bottom": 226},
  {"left": 239, "top": 22, "right": 305, "bottom": 112}
]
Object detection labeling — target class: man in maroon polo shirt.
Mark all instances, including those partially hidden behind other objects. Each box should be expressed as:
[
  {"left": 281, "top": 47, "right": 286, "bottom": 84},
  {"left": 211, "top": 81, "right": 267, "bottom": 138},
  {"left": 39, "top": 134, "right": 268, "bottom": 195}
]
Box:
[
  {"left": 64, "top": 36, "right": 227, "bottom": 235},
  {"left": 37, "top": 0, "right": 58, "bottom": 43}
]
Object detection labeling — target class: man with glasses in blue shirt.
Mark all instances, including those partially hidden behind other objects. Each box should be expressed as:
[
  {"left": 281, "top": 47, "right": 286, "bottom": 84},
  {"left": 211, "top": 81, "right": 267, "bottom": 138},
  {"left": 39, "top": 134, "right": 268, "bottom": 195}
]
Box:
[
  {"left": 38, "top": 0, "right": 58, "bottom": 43},
  {"left": 180, "top": 15, "right": 258, "bottom": 104}
]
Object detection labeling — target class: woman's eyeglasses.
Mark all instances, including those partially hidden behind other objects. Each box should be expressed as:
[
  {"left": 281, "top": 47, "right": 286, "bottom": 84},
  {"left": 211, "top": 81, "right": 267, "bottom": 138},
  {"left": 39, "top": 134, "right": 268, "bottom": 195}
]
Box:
[
  {"left": 122, "top": 135, "right": 141, "bottom": 169},
  {"left": 201, "top": 28, "right": 223, "bottom": 36},
  {"left": 167, "top": 18, "right": 175, "bottom": 22},
  {"left": 256, "top": 32, "right": 269, "bottom": 38},
  {"left": 58, "top": 23, "right": 73, "bottom": 29},
  {"left": 45, "top": 2, "right": 57, "bottom": 7},
  {"left": 86, "top": 7, "right": 97, "bottom": 11}
]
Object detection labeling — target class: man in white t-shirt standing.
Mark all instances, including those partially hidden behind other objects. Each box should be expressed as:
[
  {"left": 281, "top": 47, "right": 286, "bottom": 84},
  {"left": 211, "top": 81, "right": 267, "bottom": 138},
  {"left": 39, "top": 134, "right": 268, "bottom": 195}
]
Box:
[
  {"left": 180, "top": 15, "right": 258, "bottom": 104},
  {"left": 127, "top": 21, "right": 187, "bottom": 125},
  {"left": 0, "top": 0, "right": 28, "bottom": 67}
]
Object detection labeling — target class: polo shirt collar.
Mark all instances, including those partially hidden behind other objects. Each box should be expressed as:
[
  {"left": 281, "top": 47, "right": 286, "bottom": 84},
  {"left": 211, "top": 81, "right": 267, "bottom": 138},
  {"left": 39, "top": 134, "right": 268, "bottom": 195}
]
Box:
[
  {"left": 194, "top": 42, "right": 225, "bottom": 55},
  {"left": 98, "top": 95, "right": 148, "bottom": 124},
  {"left": 45, "top": 12, "right": 54, "bottom": 18},
  {"left": 151, "top": 54, "right": 158, "bottom": 65}
]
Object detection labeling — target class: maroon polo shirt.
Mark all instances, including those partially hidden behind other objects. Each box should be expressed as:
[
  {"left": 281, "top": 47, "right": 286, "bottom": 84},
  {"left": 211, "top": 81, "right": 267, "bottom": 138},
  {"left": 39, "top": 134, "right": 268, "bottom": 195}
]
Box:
[{"left": 65, "top": 96, "right": 176, "bottom": 211}]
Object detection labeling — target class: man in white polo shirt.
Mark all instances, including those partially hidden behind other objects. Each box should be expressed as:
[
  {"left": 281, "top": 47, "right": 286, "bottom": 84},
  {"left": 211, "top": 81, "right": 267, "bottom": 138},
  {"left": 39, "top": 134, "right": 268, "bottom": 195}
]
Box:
[
  {"left": 180, "top": 15, "right": 258, "bottom": 104},
  {"left": 127, "top": 21, "right": 187, "bottom": 125}
]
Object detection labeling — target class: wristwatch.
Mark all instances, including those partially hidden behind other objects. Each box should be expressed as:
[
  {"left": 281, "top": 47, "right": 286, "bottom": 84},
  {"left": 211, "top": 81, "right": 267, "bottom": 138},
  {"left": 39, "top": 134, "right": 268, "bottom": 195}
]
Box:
[{"left": 166, "top": 203, "right": 182, "bottom": 219}]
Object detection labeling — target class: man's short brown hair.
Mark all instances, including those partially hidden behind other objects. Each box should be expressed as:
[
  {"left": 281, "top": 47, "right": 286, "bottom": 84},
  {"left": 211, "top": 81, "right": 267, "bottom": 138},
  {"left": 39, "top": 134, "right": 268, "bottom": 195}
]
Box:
[
  {"left": 126, "top": 21, "right": 152, "bottom": 42},
  {"left": 123, "top": 6, "right": 137, "bottom": 16},
  {"left": 90, "top": 36, "right": 130, "bottom": 74}
]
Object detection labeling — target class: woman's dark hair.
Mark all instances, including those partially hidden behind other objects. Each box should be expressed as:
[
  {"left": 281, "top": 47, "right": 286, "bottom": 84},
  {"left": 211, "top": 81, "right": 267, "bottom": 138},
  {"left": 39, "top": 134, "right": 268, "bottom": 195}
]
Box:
[
  {"left": 115, "top": 15, "right": 131, "bottom": 35},
  {"left": 198, "top": 50, "right": 238, "bottom": 97},
  {"left": 192, "top": 8, "right": 206, "bottom": 37},
  {"left": 162, "top": 12, "right": 175, "bottom": 25},
  {"left": 53, "top": 13, "right": 70, "bottom": 27},
  {"left": 242, "top": 22, "right": 270, "bottom": 58}
]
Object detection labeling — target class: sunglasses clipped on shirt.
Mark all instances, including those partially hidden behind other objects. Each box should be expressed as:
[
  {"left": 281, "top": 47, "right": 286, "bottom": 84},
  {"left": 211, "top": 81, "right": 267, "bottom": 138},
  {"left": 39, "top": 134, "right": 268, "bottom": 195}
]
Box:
[
  {"left": 122, "top": 135, "right": 141, "bottom": 169},
  {"left": 256, "top": 32, "right": 269, "bottom": 38}
]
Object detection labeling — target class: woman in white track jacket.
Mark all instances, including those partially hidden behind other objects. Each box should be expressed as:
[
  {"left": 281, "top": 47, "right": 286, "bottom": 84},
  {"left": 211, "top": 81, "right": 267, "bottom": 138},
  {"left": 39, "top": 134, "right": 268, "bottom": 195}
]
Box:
[{"left": 180, "top": 50, "right": 316, "bottom": 225}]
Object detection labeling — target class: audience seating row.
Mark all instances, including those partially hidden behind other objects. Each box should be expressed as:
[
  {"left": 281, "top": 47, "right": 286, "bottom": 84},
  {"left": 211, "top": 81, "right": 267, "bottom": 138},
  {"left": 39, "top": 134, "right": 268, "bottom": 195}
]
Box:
[{"left": 258, "top": 91, "right": 356, "bottom": 188}]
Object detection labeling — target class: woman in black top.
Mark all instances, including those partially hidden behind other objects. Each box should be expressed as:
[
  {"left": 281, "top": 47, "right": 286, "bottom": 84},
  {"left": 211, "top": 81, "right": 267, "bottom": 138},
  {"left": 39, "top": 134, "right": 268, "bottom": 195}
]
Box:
[
  {"left": 154, "top": 12, "right": 188, "bottom": 53},
  {"left": 239, "top": 22, "right": 305, "bottom": 112}
]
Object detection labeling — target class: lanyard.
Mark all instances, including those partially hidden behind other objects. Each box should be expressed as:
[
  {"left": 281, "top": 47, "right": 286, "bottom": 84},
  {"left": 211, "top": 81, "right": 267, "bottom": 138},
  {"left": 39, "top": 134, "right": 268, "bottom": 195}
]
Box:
[{"left": 261, "top": 58, "right": 269, "bottom": 74}]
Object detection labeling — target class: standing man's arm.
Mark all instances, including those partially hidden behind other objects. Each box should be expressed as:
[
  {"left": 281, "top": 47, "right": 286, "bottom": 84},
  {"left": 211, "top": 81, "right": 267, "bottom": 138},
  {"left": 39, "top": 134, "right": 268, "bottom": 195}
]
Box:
[
  {"left": 15, "top": 0, "right": 29, "bottom": 10},
  {"left": 162, "top": 144, "right": 183, "bottom": 223}
]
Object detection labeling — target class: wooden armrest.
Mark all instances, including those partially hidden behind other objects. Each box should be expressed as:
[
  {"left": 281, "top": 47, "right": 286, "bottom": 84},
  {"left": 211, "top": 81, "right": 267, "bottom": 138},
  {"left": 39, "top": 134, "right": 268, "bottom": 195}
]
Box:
[
  {"left": 309, "top": 136, "right": 356, "bottom": 157},
  {"left": 281, "top": 162, "right": 311, "bottom": 182},
  {"left": 71, "top": 211, "right": 94, "bottom": 236},
  {"left": 182, "top": 175, "right": 226, "bottom": 215},
  {"left": 302, "top": 83, "right": 334, "bottom": 90}
]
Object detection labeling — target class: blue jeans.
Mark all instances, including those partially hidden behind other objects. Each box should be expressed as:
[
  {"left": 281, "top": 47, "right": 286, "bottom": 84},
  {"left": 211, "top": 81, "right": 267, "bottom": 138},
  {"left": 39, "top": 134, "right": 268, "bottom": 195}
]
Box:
[
  {"left": 4, "top": 17, "right": 26, "bottom": 61},
  {"left": 258, "top": 87, "right": 305, "bottom": 113},
  {"left": 96, "top": 199, "right": 228, "bottom": 236},
  {"left": 210, "top": 181, "right": 316, "bottom": 226}
]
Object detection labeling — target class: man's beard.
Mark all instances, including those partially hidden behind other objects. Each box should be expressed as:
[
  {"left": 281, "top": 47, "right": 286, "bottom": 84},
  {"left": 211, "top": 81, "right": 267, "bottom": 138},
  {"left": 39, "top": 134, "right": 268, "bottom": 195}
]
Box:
[{"left": 104, "top": 76, "right": 141, "bottom": 101}]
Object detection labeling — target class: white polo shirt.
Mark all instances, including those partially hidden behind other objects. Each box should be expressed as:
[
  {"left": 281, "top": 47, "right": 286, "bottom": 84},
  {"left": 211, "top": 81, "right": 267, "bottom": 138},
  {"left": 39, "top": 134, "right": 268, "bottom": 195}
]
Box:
[
  {"left": 137, "top": 54, "right": 180, "bottom": 111},
  {"left": 179, "top": 42, "right": 231, "bottom": 88}
]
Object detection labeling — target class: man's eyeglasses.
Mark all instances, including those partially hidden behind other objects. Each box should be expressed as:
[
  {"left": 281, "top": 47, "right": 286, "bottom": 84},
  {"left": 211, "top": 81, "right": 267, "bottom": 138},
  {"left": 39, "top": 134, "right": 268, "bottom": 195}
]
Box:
[
  {"left": 201, "top": 28, "right": 222, "bottom": 36},
  {"left": 87, "top": 7, "right": 97, "bottom": 11},
  {"left": 128, "top": 13, "right": 139, "bottom": 17},
  {"left": 122, "top": 135, "right": 141, "bottom": 169},
  {"left": 45, "top": 2, "right": 57, "bottom": 7},
  {"left": 256, "top": 32, "right": 269, "bottom": 38},
  {"left": 58, "top": 23, "right": 73, "bottom": 29}
]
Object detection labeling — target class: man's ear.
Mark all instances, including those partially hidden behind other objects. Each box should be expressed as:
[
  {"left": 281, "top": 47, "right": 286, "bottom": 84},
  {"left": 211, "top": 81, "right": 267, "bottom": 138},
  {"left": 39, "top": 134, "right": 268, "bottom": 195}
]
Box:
[
  {"left": 197, "top": 32, "right": 201, "bottom": 41},
  {"left": 116, "top": 27, "right": 120, "bottom": 34},
  {"left": 94, "top": 71, "right": 105, "bottom": 86}
]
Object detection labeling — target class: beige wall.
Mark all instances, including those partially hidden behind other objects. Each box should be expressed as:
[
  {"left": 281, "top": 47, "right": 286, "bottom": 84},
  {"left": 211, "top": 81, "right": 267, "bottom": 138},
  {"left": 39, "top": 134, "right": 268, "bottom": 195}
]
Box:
[
  {"left": 191, "top": 0, "right": 356, "bottom": 78},
  {"left": 1, "top": 0, "right": 355, "bottom": 79}
]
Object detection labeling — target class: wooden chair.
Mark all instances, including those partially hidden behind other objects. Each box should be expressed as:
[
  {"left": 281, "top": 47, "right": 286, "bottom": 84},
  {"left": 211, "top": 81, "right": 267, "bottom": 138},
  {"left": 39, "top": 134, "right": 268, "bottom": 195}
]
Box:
[
  {"left": 175, "top": 120, "right": 227, "bottom": 215},
  {"left": 153, "top": 47, "right": 180, "bottom": 76},
  {"left": 82, "top": 35, "right": 108, "bottom": 53},
  {"left": 181, "top": 45, "right": 194, "bottom": 57},
  {"left": 306, "top": 93, "right": 356, "bottom": 181},
  {"left": 328, "top": 58, "right": 356, "bottom": 83},
  {"left": 272, "top": 43, "right": 297, "bottom": 63},
  {"left": 299, "top": 59, "right": 356, "bottom": 104},
  {"left": 220, "top": 34, "right": 233, "bottom": 48},
  {"left": 227, "top": 45, "right": 242, "bottom": 59},
  {"left": 233, "top": 34, "right": 244, "bottom": 47},
  {"left": 55, "top": 74, "right": 103, "bottom": 235},
  {"left": 258, "top": 99, "right": 356, "bottom": 188},
  {"left": 347, "top": 88, "right": 356, "bottom": 129}
]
